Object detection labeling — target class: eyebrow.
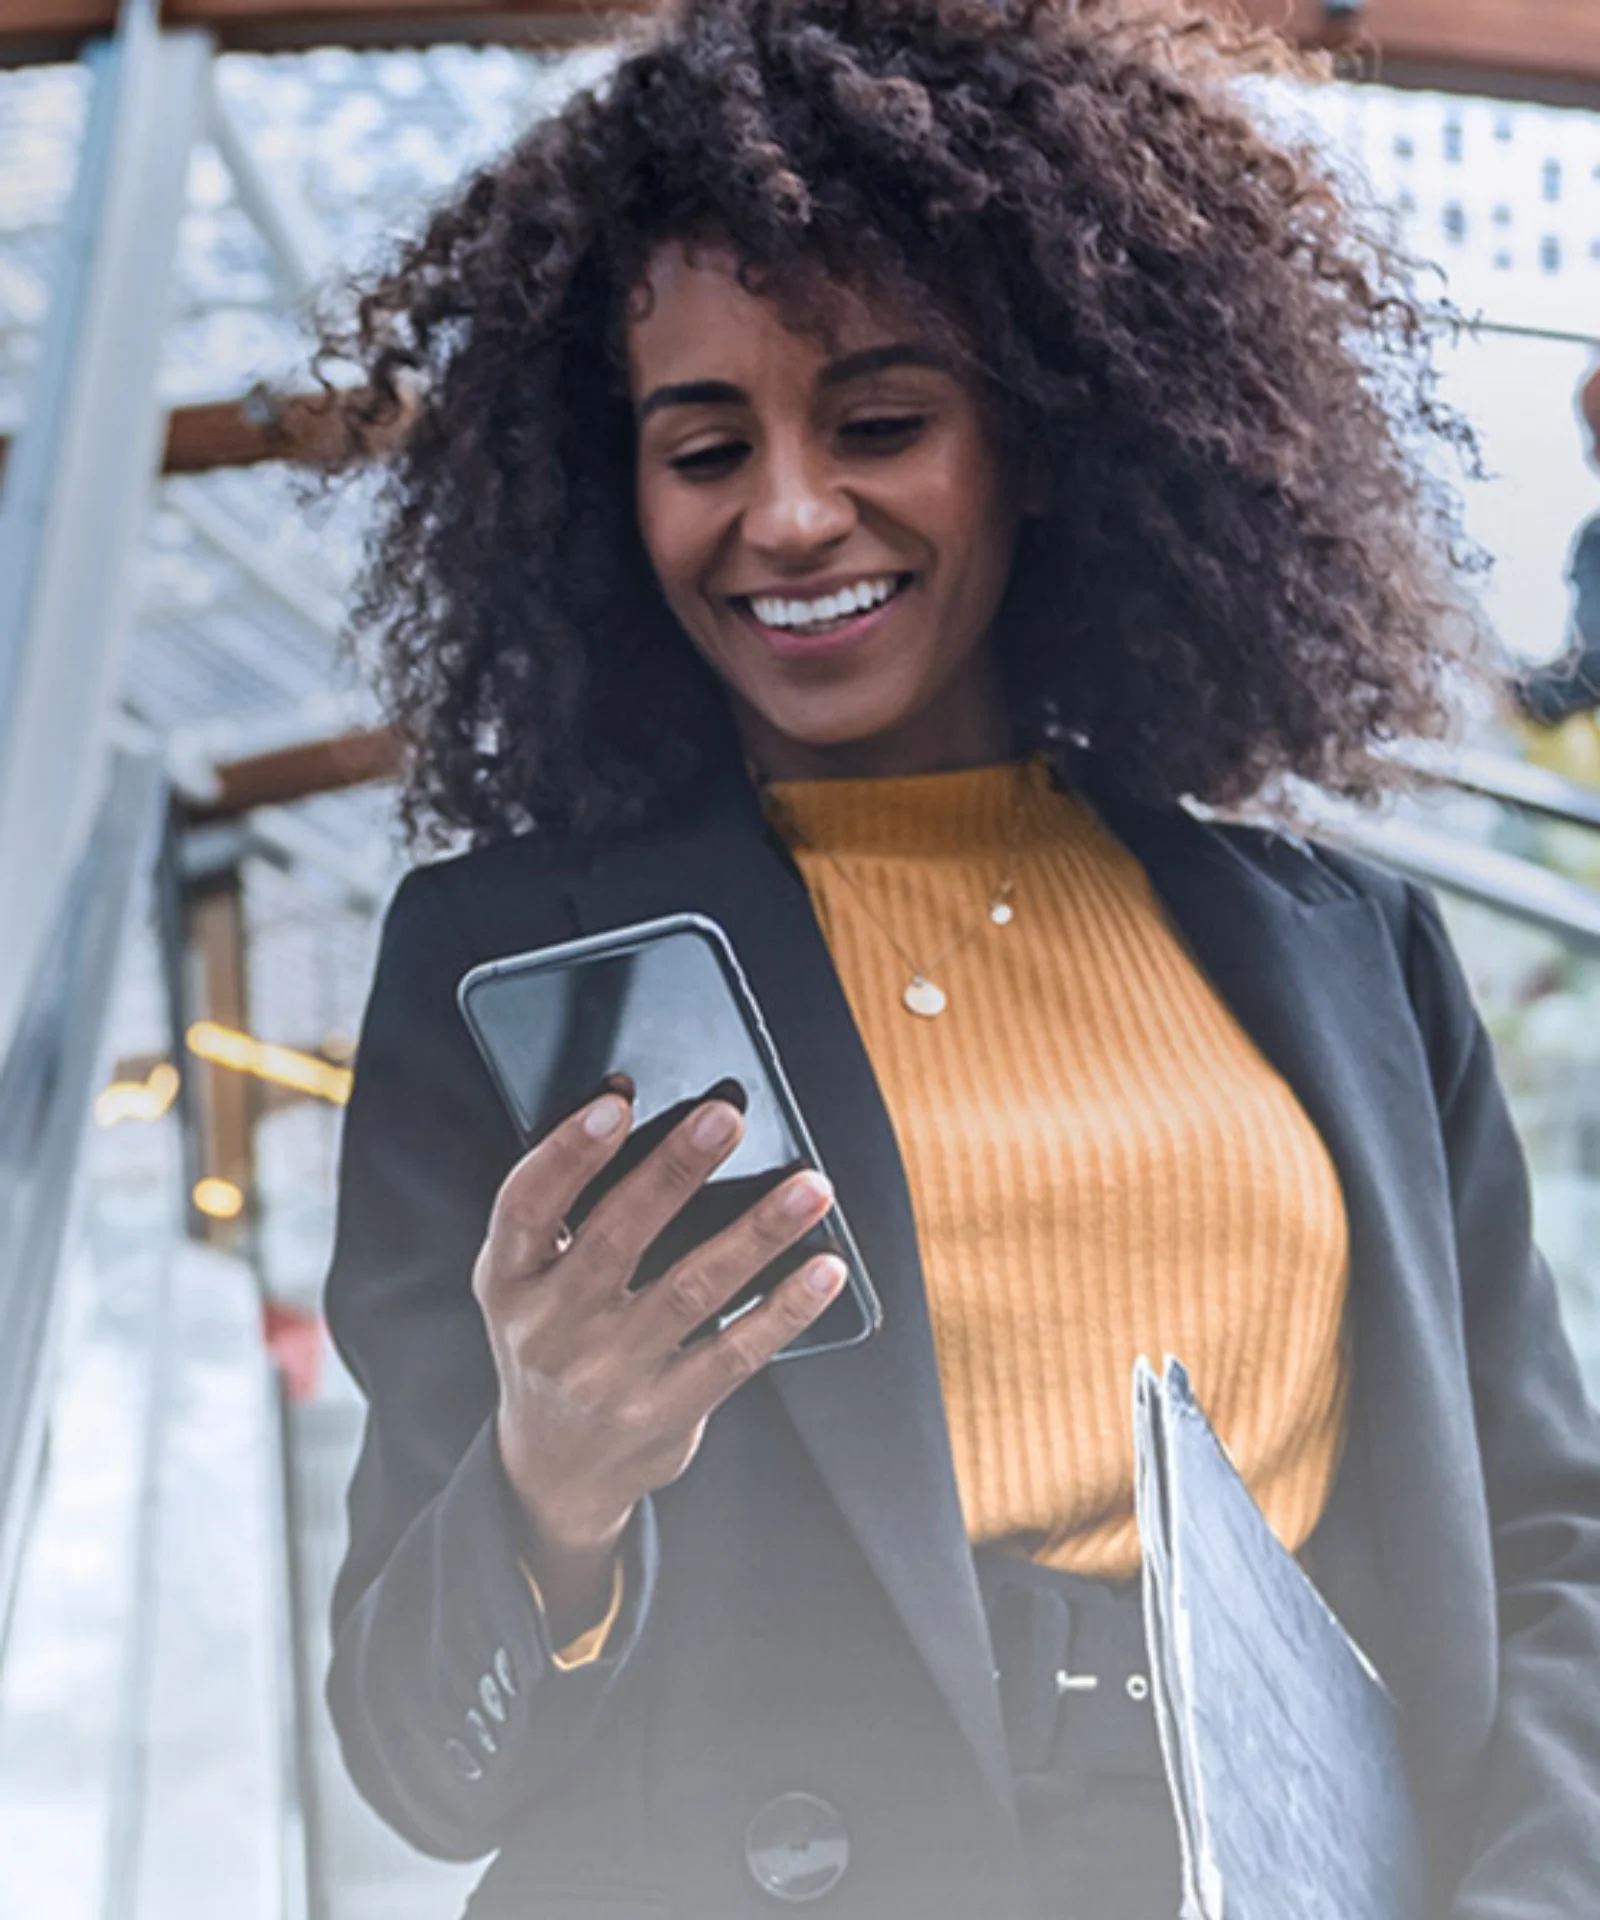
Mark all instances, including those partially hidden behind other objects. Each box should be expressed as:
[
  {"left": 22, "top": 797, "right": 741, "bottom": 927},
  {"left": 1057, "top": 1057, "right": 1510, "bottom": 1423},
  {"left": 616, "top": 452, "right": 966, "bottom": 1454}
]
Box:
[{"left": 636, "top": 341, "right": 949, "bottom": 423}]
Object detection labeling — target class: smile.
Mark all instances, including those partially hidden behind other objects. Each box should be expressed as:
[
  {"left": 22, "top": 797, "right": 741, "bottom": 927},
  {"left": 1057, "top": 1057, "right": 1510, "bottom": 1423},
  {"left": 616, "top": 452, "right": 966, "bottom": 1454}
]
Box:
[{"left": 735, "top": 573, "right": 912, "bottom": 639}]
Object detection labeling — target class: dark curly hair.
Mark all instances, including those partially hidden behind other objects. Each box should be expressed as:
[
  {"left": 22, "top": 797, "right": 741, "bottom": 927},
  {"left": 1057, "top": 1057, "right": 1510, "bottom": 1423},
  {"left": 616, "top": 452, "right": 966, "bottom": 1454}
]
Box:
[{"left": 328, "top": 0, "right": 1485, "bottom": 846}]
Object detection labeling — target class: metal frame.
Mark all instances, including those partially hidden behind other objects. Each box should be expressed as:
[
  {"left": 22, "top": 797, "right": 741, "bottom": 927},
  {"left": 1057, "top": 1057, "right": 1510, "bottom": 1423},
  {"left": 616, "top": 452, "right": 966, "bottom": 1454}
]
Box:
[
  {"left": 206, "top": 66, "right": 327, "bottom": 308},
  {"left": 0, "top": 0, "right": 212, "bottom": 1055},
  {"left": 1424, "top": 748, "right": 1600, "bottom": 838},
  {"left": 0, "top": 750, "right": 166, "bottom": 1659},
  {"left": 1317, "top": 812, "right": 1600, "bottom": 956},
  {"left": 172, "top": 486, "right": 346, "bottom": 642}
]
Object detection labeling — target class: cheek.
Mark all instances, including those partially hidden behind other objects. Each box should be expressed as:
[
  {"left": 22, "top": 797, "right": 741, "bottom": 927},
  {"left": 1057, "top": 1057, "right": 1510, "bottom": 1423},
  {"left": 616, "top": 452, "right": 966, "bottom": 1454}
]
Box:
[
  {"left": 916, "top": 419, "right": 1012, "bottom": 537},
  {"left": 919, "top": 454, "right": 1019, "bottom": 607}
]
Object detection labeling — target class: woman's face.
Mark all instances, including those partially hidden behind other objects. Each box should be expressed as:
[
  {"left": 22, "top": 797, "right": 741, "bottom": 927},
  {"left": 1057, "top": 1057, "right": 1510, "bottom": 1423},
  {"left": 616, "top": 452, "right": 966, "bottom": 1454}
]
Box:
[{"left": 627, "top": 241, "right": 1025, "bottom": 779}]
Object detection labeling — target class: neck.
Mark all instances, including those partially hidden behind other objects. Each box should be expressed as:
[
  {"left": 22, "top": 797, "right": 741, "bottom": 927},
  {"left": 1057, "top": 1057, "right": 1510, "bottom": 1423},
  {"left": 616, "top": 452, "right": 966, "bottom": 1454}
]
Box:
[{"left": 733, "top": 654, "right": 1015, "bottom": 785}]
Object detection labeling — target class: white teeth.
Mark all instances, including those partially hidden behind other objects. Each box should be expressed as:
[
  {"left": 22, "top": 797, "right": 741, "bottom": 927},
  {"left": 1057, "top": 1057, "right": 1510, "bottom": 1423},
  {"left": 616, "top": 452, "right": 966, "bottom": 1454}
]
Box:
[{"left": 747, "top": 575, "right": 902, "bottom": 631}]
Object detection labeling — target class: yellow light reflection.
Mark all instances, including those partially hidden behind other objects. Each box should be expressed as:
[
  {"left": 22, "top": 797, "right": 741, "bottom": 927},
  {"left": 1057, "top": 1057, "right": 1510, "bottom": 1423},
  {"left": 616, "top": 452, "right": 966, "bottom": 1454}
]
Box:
[
  {"left": 186, "top": 1021, "right": 352, "bottom": 1106},
  {"left": 192, "top": 1177, "right": 245, "bottom": 1221},
  {"left": 96, "top": 1060, "right": 181, "bottom": 1129}
]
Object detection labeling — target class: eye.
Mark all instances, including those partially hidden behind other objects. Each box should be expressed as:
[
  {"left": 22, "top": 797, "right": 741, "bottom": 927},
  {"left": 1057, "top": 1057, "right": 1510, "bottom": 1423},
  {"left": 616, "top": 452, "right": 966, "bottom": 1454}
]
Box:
[
  {"left": 669, "top": 439, "right": 748, "bottom": 479},
  {"left": 840, "top": 414, "right": 927, "bottom": 452}
]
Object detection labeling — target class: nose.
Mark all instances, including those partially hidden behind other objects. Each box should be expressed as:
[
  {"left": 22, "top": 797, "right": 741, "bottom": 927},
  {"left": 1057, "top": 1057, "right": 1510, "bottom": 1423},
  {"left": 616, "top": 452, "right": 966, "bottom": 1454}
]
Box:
[{"left": 741, "top": 438, "right": 856, "bottom": 563}]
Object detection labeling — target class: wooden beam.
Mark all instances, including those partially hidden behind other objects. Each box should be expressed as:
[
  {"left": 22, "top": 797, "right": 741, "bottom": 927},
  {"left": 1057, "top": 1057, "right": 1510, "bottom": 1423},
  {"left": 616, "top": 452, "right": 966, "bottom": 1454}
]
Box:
[
  {"left": 0, "top": 0, "right": 113, "bottom": 66},
  {"left": 0, "top": 0, "right": 616, "bottom": 65},
  {"left": 168, "top": 0, "right": 619, "bottom": 52},
  {"left": 161, "top": 389, "right": 361, "bottom": 471},
  {"left": 185, "top": 723, "right": 403, "bottom": 821},
  {"left": 1, "top": 0, "right": 1595, "bottom": 103},
  {"left": 1235, "top": 0, "right": 1600, "bottom": 102},
  {"left": 0, "top": 388, "right": 394, "bottom": 483}
]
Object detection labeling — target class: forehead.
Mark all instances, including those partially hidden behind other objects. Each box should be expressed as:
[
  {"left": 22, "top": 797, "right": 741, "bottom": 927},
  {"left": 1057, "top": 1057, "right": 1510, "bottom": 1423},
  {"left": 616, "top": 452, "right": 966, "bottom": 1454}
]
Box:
[{"left": 625, "top": 240, "right": 912, "bottom": 394}]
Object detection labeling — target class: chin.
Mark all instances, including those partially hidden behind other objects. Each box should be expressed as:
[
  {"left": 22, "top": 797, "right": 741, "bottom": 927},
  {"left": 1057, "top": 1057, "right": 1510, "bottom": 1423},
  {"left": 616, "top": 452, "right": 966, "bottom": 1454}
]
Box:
[
  {"left": 756, "top": 701, "right": 917, "bottom": 754},
  {"left": 744, "top": 674, "right": 925, "bottom": 750}
]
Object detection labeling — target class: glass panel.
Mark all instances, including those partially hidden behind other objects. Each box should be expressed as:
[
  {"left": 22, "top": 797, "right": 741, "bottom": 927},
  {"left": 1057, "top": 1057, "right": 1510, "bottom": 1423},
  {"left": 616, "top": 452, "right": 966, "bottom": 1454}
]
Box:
[
  {"left": 1437, "top": 892, "right": 1600, "bottom": 1394},
  {"left": 0, "top": 63, "right": 90, "bottom": 435}
]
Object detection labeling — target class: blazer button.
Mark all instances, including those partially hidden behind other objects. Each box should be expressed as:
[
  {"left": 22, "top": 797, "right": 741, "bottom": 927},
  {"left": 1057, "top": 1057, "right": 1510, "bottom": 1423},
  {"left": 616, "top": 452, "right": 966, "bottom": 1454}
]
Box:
[{"left": 744, "top": 1792, "right": 849, "bottom": 1903}]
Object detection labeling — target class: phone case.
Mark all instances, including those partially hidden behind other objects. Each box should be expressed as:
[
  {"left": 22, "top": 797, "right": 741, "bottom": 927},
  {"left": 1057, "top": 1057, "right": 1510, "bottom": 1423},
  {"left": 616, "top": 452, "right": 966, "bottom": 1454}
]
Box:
[{"left": 458, "top": 912, "right": 882, "bottom": 1361}]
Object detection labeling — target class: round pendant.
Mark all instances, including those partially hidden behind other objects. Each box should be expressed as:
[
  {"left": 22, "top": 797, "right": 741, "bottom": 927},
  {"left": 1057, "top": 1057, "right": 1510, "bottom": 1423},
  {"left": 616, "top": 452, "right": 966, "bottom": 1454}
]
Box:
[
  {"left": 903, "top": 976, "right": 947, "bottom": 1018},
  {"left": 989, "top": 900, "right": 1014, "bottom": 926}
]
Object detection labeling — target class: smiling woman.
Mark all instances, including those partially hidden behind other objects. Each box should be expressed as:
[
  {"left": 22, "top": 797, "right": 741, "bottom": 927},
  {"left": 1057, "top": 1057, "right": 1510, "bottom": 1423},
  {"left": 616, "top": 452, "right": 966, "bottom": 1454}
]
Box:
[
  {"left": 628, "top": 244, "right": 1022, "bottom": 780},
  {"left": 327, "top": 0, "right": 1485, "bottom": 846},
  {"left": 318, "top": 4, "right": 1600, "bottom": 1918}
]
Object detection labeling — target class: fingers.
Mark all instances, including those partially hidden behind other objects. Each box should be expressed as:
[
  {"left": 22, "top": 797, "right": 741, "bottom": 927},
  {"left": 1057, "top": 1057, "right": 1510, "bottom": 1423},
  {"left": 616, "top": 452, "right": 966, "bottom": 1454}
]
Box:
[
  {"left": 654, "top": 1253, "right": 849, "bottom": 1428},
  {"left": 564, "top": 1079, "right": 745, "bottom": 1232},
  {"left": 477, "top": 1089, "right": 636, "bottom": 1305},
  {"left": 627, "top": 1167, "right": 835, "bottom": 1354},
  {"left": 566, "top": 1097, "right": 746, "bottom": 1296},
  {"left": 479, "top": 1089, "right": 748, "bottom": 1309}
]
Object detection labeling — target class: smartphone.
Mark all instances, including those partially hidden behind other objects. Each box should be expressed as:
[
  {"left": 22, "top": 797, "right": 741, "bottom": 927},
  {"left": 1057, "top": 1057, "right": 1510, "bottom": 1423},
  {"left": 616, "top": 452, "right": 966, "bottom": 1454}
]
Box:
[{"left": 457, "top": 912, "right": 882, "bottom": 1361}]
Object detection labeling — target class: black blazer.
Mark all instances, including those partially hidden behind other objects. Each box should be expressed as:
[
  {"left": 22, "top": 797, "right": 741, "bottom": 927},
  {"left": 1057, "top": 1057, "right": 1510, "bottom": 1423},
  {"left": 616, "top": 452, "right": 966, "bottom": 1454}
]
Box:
[{"left": 325, "top": 756, "right": 1600, "bottom": 1920}]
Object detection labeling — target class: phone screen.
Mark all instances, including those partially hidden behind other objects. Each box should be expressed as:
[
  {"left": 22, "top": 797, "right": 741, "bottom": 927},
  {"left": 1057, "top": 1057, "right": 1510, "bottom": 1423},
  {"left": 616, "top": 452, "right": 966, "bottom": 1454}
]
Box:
[{"left": 458, "top": 916, "right": 879, "bottom": 1358}]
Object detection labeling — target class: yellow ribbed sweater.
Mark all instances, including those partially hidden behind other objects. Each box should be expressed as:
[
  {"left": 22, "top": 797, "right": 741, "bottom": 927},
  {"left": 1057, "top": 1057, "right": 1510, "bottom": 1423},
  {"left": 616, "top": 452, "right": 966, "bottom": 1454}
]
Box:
[{"left": 764, "top": 757, "right": 1350, "bottom": 1581}]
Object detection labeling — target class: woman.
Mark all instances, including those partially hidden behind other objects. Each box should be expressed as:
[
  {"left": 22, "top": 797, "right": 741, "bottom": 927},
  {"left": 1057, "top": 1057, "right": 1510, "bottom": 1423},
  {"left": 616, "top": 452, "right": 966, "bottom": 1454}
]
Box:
[{"left": 322, "top": 1, "right": 1600, "bottom": 1914}]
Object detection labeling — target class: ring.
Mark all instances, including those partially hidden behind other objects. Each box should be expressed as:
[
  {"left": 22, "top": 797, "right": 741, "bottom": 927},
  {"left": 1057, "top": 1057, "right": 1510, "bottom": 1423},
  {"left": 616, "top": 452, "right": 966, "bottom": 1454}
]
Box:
[{"left": 550, "top": 1220, "right": 575, "bottom": 1259}]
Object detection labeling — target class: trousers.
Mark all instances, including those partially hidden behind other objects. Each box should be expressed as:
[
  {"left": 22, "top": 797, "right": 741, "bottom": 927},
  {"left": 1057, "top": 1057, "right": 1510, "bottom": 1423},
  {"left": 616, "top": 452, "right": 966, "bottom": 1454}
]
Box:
[{"left": 975, "top": 1551, "right": 1183, "bottom": 1920}]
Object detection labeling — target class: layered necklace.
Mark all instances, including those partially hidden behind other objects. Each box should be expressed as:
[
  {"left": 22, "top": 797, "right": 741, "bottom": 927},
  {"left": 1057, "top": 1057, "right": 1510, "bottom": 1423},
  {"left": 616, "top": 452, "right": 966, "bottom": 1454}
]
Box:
[{"left": 763, "top": 762, "right": 1031, "bottom": 1019}]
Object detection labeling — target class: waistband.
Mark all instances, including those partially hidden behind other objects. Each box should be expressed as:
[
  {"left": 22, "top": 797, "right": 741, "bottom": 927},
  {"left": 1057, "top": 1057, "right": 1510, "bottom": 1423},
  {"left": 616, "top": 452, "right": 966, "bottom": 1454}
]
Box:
[{"left": 973, "top": 1549, "right": 1162, "bottom": 1785}]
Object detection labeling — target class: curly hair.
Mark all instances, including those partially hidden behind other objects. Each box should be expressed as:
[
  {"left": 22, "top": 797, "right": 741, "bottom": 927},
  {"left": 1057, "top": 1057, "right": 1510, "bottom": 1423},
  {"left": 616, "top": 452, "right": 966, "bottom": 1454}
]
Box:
[{"left": 328, "top": 0, "right": 1485, "bottom": 846}]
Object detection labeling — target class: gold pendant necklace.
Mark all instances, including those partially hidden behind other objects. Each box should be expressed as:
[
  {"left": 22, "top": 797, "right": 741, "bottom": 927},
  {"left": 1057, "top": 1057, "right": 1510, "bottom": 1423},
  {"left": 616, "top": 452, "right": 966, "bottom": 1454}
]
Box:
[{"left": 762, "top": 767, "right": 1028, "bottom": 1019}]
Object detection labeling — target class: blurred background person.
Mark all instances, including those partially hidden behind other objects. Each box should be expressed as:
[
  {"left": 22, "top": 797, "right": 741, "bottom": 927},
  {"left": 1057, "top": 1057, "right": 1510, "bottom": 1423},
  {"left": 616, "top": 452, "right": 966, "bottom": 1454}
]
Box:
[{"left": 1511, "top": 359, "right": 1600, "bottom": 781}]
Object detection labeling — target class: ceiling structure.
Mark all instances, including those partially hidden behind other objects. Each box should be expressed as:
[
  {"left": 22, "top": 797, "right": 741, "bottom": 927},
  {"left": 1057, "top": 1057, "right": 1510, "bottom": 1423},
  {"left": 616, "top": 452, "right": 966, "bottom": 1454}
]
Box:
[{"left": 0, "top": 0, "right": 1597, "bottom": 97}]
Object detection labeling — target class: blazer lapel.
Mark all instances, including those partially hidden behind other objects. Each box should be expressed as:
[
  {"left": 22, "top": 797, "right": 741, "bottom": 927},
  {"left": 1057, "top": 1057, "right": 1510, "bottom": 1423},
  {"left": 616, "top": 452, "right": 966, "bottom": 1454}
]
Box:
[
  {"left": 1088, "top": 775, "right": 1490, "bottom": 1806},
  {"left": 560, "top": 771, "right": 1017, "bottom": 1817}
]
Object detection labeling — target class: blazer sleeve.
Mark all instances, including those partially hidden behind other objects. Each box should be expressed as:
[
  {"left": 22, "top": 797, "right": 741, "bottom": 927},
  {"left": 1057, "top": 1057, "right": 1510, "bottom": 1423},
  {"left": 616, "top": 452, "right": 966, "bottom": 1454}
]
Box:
[
  {"left": 1402, "top": 884, "right": 1600, "bottom": 1916},
  {"left": 322, "top": 861, "right": 659, "bottom": 1862}
]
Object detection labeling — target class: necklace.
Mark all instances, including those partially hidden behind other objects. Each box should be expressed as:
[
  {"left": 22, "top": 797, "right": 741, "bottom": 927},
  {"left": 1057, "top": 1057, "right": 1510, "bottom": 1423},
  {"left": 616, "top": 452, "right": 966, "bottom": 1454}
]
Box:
[{"left": 763, "top": 764, "right": 1030, "bottom": 1019}]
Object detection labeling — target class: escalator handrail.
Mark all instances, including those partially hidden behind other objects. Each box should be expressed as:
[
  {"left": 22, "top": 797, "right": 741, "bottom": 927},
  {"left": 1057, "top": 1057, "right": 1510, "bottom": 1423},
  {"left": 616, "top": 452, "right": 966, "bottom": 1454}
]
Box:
[
  {"left": 0, "top": 751, "right": 165, "bottom": 1653},
  {"left": 1395, "top": 744, "right": 1600, "bottom": 836},
  {"left": 1312, "top": 810, "right": 1600, "bottom": 956}
]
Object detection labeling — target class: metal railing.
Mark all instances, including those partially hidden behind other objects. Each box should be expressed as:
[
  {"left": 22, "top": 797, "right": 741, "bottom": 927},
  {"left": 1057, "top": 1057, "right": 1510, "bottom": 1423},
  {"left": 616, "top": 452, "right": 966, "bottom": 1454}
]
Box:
[
  {"left": 0, "top": 749, "right": 164, "bottom": 1651},
  {"left": 1310, "top": 746, "right": 1600, "bottom": 953}
]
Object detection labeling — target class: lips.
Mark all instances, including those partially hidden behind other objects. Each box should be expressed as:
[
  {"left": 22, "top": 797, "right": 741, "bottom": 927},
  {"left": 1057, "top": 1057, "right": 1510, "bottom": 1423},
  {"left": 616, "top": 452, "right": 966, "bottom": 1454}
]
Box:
[{"left": 730, "top": 572, "right": 914, "bottom": 658}]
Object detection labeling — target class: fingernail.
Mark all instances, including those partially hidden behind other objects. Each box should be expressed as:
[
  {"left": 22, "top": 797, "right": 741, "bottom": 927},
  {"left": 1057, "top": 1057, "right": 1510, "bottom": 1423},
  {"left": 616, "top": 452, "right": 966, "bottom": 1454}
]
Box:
[
  {"left": 778, "top": 1172, "right": 833, "bottom": 1220},
  {"left": 690, "top": 1102, "right": 739, "bottom": 1150},
  {"left": 805, "top": 1256, "right": 846, "bottom": 1298},
  {"left": 584, "top": 1094, "right": 629, "bottom": 1138}
]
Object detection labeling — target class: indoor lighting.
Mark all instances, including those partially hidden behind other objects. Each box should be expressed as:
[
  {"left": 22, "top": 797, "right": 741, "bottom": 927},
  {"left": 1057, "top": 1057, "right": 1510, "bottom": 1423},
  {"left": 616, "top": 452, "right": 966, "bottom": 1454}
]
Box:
[
  {"left": 186, "top": 1021, "right": 353, "bottom": 1106},
  {"left": 95, "top": 1060, "right": 181, "bottom": 1129},
  {"left": 192, "top": 1176, "right": 245, "bottom": 1221}
]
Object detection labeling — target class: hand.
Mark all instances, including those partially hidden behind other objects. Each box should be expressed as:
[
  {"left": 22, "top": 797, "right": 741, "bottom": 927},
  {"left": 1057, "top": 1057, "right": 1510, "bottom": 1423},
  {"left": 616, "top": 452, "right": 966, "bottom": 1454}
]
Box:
[{"left": 472, "top": 1088, "right": 845, "bottom": 1639}]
